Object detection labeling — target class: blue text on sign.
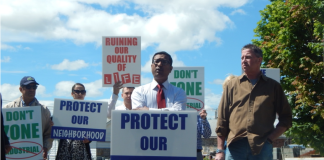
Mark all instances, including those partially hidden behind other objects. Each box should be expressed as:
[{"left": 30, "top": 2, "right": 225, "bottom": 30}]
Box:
[
  {"left": 261, "top": 69, "right": 266, "bottom": 75},
  {"left": 60, "top": 100, "right": 102, "bottom": 113},
  {"left": 121, "top": 113, "right": 188, "bottom": 130},
  {"left": 141, "top": 136, "right": 167, "bottom": 151}
]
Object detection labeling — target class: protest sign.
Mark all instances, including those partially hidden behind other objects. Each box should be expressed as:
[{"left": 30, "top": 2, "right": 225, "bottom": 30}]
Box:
[
  {"left": 3, "top": 106, "right": 43, "bottom": 160},
  {"left": 102, "top": 36, "right": 141, "bottom": 87},
  {"left": 110, "top": 110, "right": 197, "bottom": 160},
  {"left": 168, "top": 67, "right": 204, "bottom": 111},
  {"left": 241, "top": 68, "right": 280, "bottom": 82},
  {"left": 51, "top": 98, "right": 108, "bottom": 141},
  {"left": 260, "top": 68, "right": 280, "bottom": 83}
]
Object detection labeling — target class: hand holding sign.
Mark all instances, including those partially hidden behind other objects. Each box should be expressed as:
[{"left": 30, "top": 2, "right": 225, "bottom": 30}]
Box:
[
  {"left": 43, "top": 147, "right": 48, "bottom": 160},
  {"left": 113, "top": 81, "right": 123, "bottom": 95},
  {"left": 133, "top": 106, "right": 149, "bottom": 110},
  {"left": 199, "top": 109, "right": 207, "bottom": 120},
  {"left": 5, "top": 145, "right": 12, "bottom": 154}
]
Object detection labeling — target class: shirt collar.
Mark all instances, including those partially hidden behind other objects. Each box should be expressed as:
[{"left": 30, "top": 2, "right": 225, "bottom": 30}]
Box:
[
  {"left": 239, "top": 71, "right": 268, "bottom": 83},
  {"left": 20, "top": 96, "right": 37, "bottom": 106},
  {"left": 150, "top": 79, "right": 169, "bottom": 90}
]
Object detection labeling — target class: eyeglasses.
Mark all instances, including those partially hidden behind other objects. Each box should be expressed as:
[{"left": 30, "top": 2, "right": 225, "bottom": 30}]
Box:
[
  {"left": 24, "top": 85, "right": 38, "bottom": 90},
  {"left": 73, "top": 90, "right": 86, "bottom": 94},
  {"left": 153, "top": 59, "right": 170, "bottom": 65}
]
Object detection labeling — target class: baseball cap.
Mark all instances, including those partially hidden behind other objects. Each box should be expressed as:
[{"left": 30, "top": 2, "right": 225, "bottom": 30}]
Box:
[{"left": 20, "top": 76, "right": 39, "bottom": 86}]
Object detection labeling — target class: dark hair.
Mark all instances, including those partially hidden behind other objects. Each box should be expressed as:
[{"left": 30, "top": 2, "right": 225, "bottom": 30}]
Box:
[
  {"left": 71, "top": 83, "right": 85, "bottom": 92},
  {"left": 152, "top": 51, "right": 173, "bottom": 66},
  {"left": 241, "top": 44, "right": 263, "bottom": 58},
  {"left": 122, "top": 87, "right": 135, "bottom": 93}
]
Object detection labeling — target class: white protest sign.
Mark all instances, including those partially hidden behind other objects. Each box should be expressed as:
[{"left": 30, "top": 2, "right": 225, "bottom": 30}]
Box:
[
  {"left": 241, "top": 68, "right": 280, "bottom": 82},
  {"left": 51, "top": 98, "right": 108, "bottom": 141},
  {"left": 102, "top": 36, "right": 141, "bottom": 87},
  {"left": 168, "top": 67, "right": 205, "bottom": 112},
  {"left": 3, "top": 106, "right": 43, "bottom": 160},
  {"left": 111, "top": 110, "right": 197, "bottom": 160},
  {"left": 261, "top": 68, "right": 280, "bottom": 83}
]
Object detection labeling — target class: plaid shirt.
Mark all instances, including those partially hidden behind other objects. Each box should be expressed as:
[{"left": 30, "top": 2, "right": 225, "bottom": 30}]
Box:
[{"left": 197, "top": 115, "right": 211, "bottom": 149}]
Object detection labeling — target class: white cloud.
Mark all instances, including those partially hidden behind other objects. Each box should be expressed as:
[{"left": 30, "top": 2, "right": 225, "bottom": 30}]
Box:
[
  {"left": 0, "top": 84, "right": 49, "bottom": 105},
  {"left": 38, "top": 100, "right": 55, "bottom": 115},
  {"left": 51, "top": 59, "right": 89, "bottom": 71},
  {"left": 84, "top": 80, "right": 108, "bottom": 97},
  {"left": 98, "top": 98, "right": 124, "bottom": 107},
  {"left": 1, "top": 43, "right": 31, "bottom": 51},
  {"left": 92, "top": 62, "right": 101, "bottom": 66},
  {"left": 1, "top": 56, "right": 11, "bottom": 63},
  {"left": 1, "top": 0, "right": 249, "bottom": 52},
  {"left": 0, "top": 71, "right": 27, "bottom": 73},
  {"left": 210, "top": 79, "right": 224, "bottom": 85},
  {"left": 39, "top": 100, "right": 54, "bottom": 107},
  {"left": 37, "top": 85, "right": 51, "bottom": 97},
  {"left": 1, "top": 44, "right": 15, "bottom": 51},
  {"left": 82, "top": 77, "right": 88, "bottom": 80},
  {"left": 54, "top": 81, "right": 75, "bottom": 97},
  {"left": 95, "top": 71, "right": 102, "bottom": 76},
  {"left": 230, "top": 9, "right": 246, "bottom": 15},
  {"left": 141, "top": 76, "right": 152, "bottom": 85},
  {"left": 1, "top": 84, "right": 21, "bottom": 104},
  {"left": 204, "top": 88, "right": 222, "bottom": 110},
  {"left": 142, "top": 57, "right": 154, "bottom": 73},
  {"left": 54, "top": 79, "right": 107, "bottom": 97}
]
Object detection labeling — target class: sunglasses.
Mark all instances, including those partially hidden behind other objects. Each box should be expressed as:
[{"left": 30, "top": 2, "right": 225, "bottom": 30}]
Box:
[
  {"left": 73, "top": 90, "right": 86, "bottom": 94},
  {"left": 24, "top": 85, "right": 38, "bottom": 90},
  {"left": 153, "top": 59, "right": 170, "bottom": 65}
]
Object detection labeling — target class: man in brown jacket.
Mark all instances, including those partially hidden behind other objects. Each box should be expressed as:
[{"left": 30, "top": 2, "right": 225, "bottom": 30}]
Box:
[
  {"left": 215, "top": 44, "right": 292, "bottom": 160},
  {"left": 5, "top": 76, "right": 53, "bottom": 159}
]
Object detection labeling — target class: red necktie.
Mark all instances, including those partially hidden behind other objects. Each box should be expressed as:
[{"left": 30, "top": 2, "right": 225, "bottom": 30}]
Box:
[{"left": 157, "top": 84, "right": 166, "bottom": 109}]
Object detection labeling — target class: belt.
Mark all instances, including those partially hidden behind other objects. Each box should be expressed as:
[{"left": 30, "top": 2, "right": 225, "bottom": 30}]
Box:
[{"left": 197, "top": 149, "right": 202, "bottom": 152}]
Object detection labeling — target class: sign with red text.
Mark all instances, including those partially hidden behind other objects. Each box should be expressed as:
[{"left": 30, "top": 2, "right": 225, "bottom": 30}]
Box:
[
  {"left": 102, "top": 36, "right": 141, "bottom": 87},
  {"left": 3, "top": 107, "right": 44, "bottom": 160},
  {"left": 169, "top": 67, "right": 204, "bottom": 112},
  {"left": 111, "top": 110, "right": 197, "bottom": 160}
]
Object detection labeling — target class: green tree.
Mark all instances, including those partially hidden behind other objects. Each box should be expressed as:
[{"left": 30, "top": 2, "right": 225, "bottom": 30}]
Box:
[{"left": 253, "top": 0, "right": 324, "bottom": 155}]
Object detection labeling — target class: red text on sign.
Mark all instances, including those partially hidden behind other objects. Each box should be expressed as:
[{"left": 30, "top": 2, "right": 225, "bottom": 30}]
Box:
[
  {"left": 121, "top": 74, "right": 131, "bottom": 84},
  {"left": 105, "top": 37, "right": 138, "bottom": 46},
  {"left": 105, "top": 73, "right": 140, "bottom": 85},
  {"left": 117, "top": 64, "right": 127, "bottom": 71},
  {"left": 115, "top": 47, "right": 128, "bottom": 54},
  {"left": 104, "top": 74, "right": 112, "bottom": 84},
  {"left": 106, "top": 55, "right": 137, "bottom": 64},
  {"left": 113, "top": 72, "right": 120, "bottom": 83},
  {"left": 132, "top": 74, "right": 140, "bottom": 84}
]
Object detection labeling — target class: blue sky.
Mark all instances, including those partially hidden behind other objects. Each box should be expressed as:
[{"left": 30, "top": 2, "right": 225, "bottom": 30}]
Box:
[{"left": 1, "top": 0, "right": 271, "bottom": 119}]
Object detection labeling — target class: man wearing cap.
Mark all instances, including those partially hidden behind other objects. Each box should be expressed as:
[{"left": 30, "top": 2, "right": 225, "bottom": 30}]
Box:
[{"left": 5, "top": 76, "right": 53, "bottom": 159}]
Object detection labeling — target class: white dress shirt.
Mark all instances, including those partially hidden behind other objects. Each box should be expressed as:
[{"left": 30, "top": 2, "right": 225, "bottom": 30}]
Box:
[
  {"left": 107, "top": 94, "right": 131, "bottom": 119},
  {"left": 107, "top": 94, "right": 118, "bottom": 119},
  {"left": 115, "top": 105, "right": 129, "bottom": 110},
  {"left": 131, "top": 79, "right": 187, "bottom": 111}
]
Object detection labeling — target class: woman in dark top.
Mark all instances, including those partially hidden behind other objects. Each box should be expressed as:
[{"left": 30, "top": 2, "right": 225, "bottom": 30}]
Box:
[{"left": 55, "top": 83, "right": 92, "bottom": 160}]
